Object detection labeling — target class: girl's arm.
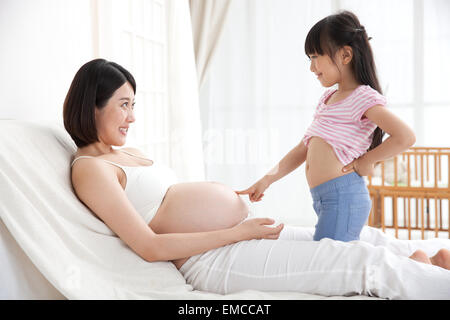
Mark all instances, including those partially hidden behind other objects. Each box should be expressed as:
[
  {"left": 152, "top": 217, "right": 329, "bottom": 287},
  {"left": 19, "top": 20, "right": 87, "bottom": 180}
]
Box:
[
  {"left": 343, "top": 105, "right": 416, "bottom": 175},
  {"left": 264, "top": 140, "right": 308, "bottom": 185},
  {"left": 72, "top": 158, "right": 284, "bottom": 263},
  {"left": 236, "top": 141, "right": 307, "bottom": 201}
]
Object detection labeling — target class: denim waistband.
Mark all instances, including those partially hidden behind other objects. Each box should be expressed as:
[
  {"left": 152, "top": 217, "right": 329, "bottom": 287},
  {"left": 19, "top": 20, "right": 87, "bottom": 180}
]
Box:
[{"left": 310, "top": 172, "right": 365, "bottom": 198}]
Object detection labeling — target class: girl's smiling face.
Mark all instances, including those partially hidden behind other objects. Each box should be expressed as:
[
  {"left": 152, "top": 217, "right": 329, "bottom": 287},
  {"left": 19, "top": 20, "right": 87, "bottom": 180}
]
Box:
[
  {"left": 309, "top": 53, "right": 341, "bottom": 88},
  {"left": 94, "top": 81, "right": 136, "bottom": 146}
]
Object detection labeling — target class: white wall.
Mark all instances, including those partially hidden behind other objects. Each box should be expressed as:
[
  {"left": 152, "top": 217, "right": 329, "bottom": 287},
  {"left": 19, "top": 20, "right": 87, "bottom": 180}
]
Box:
[{"left": 0, "top": 0, "right": 94, "bottom": 124}]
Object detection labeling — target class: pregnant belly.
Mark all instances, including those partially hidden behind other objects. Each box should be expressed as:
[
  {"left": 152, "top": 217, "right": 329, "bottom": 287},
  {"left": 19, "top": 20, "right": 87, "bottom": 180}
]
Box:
[{"left": 147, "top": 181, "right": 250, "bottom": 269}]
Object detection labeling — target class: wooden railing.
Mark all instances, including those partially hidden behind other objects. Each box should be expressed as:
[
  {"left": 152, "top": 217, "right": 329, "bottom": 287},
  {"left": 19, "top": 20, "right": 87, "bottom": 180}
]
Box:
[{"left": 366, "top": 147, "right": 450, "bottom": 239}]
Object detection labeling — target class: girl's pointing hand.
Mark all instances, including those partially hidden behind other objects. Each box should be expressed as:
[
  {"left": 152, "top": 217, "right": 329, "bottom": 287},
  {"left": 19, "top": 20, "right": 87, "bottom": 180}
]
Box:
[{"left": 235, "top": 178, "right": 270, "bottom": 202}]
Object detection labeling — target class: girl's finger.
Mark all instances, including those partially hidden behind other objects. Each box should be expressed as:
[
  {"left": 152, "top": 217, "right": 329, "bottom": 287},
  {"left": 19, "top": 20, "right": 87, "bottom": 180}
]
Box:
[
  {"left": 343, "top": 166, "right": 354, "bottom": 173},
  {"left": 342, "top": 161, "right": 355, "bottom": 172}
]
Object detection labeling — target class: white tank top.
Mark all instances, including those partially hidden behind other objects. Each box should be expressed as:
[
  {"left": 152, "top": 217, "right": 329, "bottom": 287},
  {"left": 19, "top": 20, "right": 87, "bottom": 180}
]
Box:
[{"left": 70, "top": 150, "right": 178, "bottom": 224}]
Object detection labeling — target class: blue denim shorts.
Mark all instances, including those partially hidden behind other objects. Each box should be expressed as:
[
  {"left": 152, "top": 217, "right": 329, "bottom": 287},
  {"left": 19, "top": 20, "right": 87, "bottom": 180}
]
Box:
[{"left": 310, "top": 172, "right": 372, "bottom": 242}]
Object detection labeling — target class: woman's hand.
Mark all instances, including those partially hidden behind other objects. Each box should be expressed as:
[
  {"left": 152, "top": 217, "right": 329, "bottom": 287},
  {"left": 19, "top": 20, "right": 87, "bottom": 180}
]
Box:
[
  {"left": 235, "top": 178, "right": 270, "bottom": 202},
  {"left": 232, "top": 218, "right": 284, "bottom": 241},
  {"left": 342, "top": 156, "right": 375, "bottom": 177}
]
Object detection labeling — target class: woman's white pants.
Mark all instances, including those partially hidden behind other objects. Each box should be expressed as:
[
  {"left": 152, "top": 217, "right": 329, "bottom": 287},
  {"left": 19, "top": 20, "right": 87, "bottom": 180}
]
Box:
[{"left": 179, "top": 225, "right": 450, "bottom": 299}]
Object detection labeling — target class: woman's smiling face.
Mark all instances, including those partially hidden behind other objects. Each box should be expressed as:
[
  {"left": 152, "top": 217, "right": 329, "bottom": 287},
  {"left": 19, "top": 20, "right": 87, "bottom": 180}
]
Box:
[{"left": 94, "top": 81, "right": 136, "bottom": 146}]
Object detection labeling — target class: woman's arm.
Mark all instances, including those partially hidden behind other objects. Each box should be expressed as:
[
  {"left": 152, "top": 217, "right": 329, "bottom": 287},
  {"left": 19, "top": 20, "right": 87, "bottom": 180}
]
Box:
[
  {"left": 343, "top": 105, "right": 416, "bottom": 175},
  {"left": 72, "top": 159, "right": 282, "bottom": 263},
  {"left": 151, "top": 217, "right": 282, "bottom": 262}
]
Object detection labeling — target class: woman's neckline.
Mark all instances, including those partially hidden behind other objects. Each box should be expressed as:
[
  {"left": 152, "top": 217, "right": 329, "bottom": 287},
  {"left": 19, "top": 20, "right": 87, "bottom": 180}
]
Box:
[
  {"left": 117, "top": 163, "right": 155, "bottom": 168},
  {"left": 75, "top": 149, "right": 154, "bottom": 168},
  {"left": 323, "top": 84, "right": 364, "bottom": 107}
]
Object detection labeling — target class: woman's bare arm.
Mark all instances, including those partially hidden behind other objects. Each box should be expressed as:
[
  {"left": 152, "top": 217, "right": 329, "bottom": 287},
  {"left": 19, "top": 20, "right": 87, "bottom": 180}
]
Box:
[
  {"left": 72, "top": 159, "right": 282, "bottom": 263},
  {"left": 151, "top": 217, "right": 282, "bottom": 261}
]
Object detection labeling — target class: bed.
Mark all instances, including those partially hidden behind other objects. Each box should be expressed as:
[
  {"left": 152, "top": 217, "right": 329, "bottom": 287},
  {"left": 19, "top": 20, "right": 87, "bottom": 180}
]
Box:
[{"left": 0, "top": 119, "right": 415, "bottom": 300}]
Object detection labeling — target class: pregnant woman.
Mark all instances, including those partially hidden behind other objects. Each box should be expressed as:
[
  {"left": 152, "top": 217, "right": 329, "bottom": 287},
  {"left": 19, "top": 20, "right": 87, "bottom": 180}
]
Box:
[{"left": 64, "top": 59, "right": 450, "bottom": 300}]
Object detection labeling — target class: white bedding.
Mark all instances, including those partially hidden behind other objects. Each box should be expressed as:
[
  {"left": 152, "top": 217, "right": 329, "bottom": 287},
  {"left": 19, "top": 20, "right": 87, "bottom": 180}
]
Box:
[{"left": 0, "top": 119, "right": 385, "bottom": 300}]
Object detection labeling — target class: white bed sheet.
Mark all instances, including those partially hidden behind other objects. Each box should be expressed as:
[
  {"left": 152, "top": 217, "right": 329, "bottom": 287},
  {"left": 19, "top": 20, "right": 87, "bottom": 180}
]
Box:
[{"left": 0, "top": 119, "right": 380, "bottom": 300}]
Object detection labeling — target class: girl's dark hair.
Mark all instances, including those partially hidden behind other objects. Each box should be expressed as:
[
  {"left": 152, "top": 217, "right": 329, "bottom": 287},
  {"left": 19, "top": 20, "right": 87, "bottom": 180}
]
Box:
[
  {"left": 63, "top": 58, "right": 136, "bottom": 148},
  {"left": 305, "top": 10, "right": 384, "bottom": 151}
]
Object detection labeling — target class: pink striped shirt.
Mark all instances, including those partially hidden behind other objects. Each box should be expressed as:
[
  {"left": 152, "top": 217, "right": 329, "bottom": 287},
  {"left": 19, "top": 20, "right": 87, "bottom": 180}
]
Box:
[{"left": 303, "top": 85, "right": 386, "bottom": 166}]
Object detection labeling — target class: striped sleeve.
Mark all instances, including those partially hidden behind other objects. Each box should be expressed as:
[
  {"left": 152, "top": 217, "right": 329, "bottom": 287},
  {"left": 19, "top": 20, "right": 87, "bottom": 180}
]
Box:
[{"left": 351, "top": 87, "right": 387, "bottom": 122}]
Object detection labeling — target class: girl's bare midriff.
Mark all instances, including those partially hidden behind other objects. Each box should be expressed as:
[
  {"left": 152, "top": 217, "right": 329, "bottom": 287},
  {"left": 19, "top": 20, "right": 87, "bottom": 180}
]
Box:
[
  {"left": 147, "top": 182, "right": 249, "bottom": 270},
  {"left": 305, "top": 136, "right": 349, "bottom": 189}
]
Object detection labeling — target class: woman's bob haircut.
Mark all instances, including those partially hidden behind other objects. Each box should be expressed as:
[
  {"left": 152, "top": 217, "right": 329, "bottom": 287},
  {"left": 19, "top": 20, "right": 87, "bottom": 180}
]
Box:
[{"left": 63, "top": 59, "right": 136, "bottom": 148}]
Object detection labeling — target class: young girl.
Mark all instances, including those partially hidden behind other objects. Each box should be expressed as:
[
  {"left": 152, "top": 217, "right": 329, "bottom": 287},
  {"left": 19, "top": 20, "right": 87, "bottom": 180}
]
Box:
[{"left": 237, "top": 11, "right": 416, "bottom": 242}]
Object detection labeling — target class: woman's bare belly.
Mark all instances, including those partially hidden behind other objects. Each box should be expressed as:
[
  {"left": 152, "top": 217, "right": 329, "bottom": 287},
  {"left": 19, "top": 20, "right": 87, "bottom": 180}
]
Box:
[
  {"left": 147, "top": 182, "right": 249, "bottom": 269},
  {"left": 305, "top": 137, "right": 349, "bottom": 189}
]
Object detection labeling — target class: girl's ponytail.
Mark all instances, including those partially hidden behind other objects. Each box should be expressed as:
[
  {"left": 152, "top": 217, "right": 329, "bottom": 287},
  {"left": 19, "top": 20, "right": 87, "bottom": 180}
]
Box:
[{"left": 349, "top": 22, "right": 384, "bottom": 151}]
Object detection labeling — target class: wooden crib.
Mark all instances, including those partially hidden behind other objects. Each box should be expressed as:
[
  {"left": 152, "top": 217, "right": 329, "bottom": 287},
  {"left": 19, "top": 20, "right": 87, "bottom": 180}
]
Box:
[{"left": 366, "top": 147, "right": 450, "bottom": 240}]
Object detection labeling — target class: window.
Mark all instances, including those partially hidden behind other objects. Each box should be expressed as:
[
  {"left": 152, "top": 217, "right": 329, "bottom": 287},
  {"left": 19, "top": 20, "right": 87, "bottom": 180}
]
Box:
[
  {"left": 340, "top": 0, "right": 450, "bottom": 146},
  {"left": 95, "top": 0, "right": 168, "bottom": 158}
]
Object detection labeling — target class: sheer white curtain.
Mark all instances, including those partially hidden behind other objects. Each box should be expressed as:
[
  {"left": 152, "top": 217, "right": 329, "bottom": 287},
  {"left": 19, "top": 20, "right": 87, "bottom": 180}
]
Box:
[
  {"left": 96, "top": 0, "right": 204, "bottom": 181},
  {"left": 189, "top": 0, "right": 233, "bottom": 89},
  {"left": 197, "top": 0, "right": 450, "bottom": 226},
  {"left": 166, "top": 0, "right": 205, "bottom": 181}
]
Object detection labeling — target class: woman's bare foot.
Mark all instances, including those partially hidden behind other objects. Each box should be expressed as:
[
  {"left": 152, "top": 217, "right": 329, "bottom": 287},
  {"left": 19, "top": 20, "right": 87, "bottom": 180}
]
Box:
[
  {"left": 409, "top": 249, "right": 432, "bottom": 265},
  {"left": 430, "top": 249, "right": 450, "bottom": 270}
]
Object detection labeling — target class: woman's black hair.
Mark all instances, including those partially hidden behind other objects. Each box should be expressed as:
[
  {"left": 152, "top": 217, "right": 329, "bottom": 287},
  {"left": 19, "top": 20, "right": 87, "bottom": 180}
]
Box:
[
  {"left": 305, "top": 10, "right": 384, "bottom": 151},
  {"left": 63, "top": 58, "right": 136, "bottom": 148}
]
